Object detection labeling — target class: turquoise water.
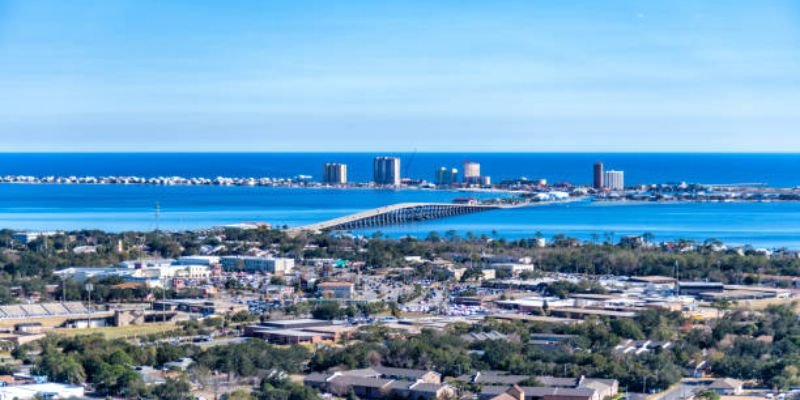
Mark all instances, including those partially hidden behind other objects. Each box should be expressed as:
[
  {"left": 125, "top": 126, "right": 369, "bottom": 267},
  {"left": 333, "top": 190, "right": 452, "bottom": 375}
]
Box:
[
  {"left": 2, "top": 153, "right": 800, "bottom": 247},
  {"left": 1, "top": 152, "right": 800, "bottom": 186},
  {"left": 1, "top": 184, "right": 800, "bottom": 248}
]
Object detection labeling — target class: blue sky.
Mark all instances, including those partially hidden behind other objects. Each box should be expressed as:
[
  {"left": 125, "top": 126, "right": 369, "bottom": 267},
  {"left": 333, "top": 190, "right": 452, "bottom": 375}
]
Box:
[{"left": 0, "top": 0, "right": 799, "bottom": 152}]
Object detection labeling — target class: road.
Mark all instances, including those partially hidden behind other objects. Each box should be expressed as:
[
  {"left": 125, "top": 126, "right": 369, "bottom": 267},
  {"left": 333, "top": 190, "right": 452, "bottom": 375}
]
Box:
[{"left": 653, "top": 382, "right": 702, "bottom": 400}]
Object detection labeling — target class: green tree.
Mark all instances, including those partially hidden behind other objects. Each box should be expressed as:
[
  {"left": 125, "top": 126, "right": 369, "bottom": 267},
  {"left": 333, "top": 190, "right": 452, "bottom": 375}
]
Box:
[
  {"left": 226, "top": 390, "right": 256, "bottom": 400},
  {"left": 153, "top": 376, "right": 194, "bottom": 400},
  {"left": 312, "top": 302, "right": 344, "bottom": 320}
]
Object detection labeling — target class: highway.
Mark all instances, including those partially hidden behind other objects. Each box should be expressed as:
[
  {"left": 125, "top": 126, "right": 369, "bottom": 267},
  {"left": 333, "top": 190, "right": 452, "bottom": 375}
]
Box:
[{"left": 290, "top": 202, "right": 502, "bottom": 232}]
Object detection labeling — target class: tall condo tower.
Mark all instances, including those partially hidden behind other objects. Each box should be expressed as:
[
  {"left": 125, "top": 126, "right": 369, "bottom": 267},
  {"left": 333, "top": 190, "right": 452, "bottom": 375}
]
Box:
[
  {"left": 593, "top": 162, "right": 604, "bottom": 189},
  {"left": 323, "top": 163, "right": 347, "bottom": 184},
  {"left": 373, "top": 156, "right": 401, "bottom": 186},
  {"left": 463, "top": 161, "right": 481, "bottom": 184},
  {"left": 435, "top": 167, "right": 459, "bottom": 185}
]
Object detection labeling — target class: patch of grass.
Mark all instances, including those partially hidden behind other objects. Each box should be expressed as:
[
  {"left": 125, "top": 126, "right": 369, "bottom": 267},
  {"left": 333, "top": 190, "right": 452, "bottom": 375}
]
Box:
[
  {"left": 54, "top": 323, "right": 179, "bottom": 339},
  {"left": 733, "top": 298, "right": 800, "bottom": 312}
]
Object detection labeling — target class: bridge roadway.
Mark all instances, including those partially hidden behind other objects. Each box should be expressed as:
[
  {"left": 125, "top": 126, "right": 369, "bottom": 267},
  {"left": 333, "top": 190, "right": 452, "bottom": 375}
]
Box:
[{"left": 291, "top": 202, "right": 504, "bottom": 232}]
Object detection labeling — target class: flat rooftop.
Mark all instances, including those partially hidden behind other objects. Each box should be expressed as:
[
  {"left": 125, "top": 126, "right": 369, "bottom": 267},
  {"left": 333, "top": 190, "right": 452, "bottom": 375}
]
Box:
[
  {"left": 551, "top": 307, "right": 637, "bottom": 318},
  {"left": 488, "top": 314, "right": 582, "bottom": 324},
  {"left": 303, "top": 325, "right": 357, "bottom": 334},
  {"left": 628, "top": 276, "right": 676, "bottom": 283},
  {"left": 261, "top": 318, "right": 332, "bottom": 326},
  {"left": 260, "top": 329, "right": 331, "bottom": 338}
]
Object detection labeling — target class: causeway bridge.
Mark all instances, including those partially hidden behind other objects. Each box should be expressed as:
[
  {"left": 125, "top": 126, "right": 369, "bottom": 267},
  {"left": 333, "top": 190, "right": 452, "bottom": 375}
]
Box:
[{"left": 291, "top": 202, "right": 502, "bottom": 232}]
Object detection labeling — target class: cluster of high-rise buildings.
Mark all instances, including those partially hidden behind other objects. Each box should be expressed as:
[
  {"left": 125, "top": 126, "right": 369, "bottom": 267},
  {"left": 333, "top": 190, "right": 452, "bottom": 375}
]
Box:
[
  {"left": 323, "top": 156, "right": 401, "bottom": 186},
  {"left": 322, "top": 157, "right": 489, "bottom": 187},
  {"left": 436, "top": 161, "right": 489, "bottom": 186},
  {"left": 593, "top": 162, "right": 625, "bottom": 191},
  {"left": 324, "top": 157, "right": 622, "bottom": 190}
]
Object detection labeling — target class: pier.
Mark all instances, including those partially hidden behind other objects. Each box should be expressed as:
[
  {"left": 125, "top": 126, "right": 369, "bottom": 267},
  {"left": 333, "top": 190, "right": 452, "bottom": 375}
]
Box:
[{"left": 291, "top": 202, "right": 502, "bottom": 232}]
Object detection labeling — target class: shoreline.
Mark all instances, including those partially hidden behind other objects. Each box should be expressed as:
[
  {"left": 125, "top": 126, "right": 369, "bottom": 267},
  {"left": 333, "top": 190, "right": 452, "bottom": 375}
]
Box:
[{"left": 3, "top": 179, "right": 800, "bottom": 205}]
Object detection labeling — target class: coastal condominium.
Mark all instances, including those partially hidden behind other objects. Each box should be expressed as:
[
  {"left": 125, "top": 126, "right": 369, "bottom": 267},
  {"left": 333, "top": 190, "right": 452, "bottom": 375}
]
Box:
[
  {"left": 323, "top": 163, "right": 347, "bottom": 184},
  {"left": 604, "top": 170, "right": 625, "bottom": 191},
  {"left": 463, "top": 161, "right": 481, "bottom": 183},
  {"left": 435, "top": 167, "right": 459, "bottom": 185},
  {"left": 373, "top": 156, "right": 401, "bottom": 186},
  {"left": 593, "top": 162, "right": 604, "bottom": 189}
]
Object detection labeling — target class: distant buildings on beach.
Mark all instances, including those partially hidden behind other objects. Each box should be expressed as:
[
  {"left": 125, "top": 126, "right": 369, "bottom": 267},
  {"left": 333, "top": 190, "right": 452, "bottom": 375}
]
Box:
[
  {"left": 322, "top": 156, "right": 624, "bottom": 191},
  {"left": 604, "top": 170, "right": 625, "bottom": 191},
  {"left": 593, "top": 162, "right": 604, "bottom": 189},
  {"left": 373, "top": 156, "right": 402, "bottom": 186},
  {"left": 323, "top": 163, "right": 348, "bottom": 184},
  {"left": 593, "top": 161, "right": 625, "bottom": 191}
]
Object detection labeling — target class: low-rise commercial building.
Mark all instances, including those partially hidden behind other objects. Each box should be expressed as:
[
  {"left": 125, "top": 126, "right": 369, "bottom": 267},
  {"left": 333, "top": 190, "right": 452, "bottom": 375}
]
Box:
[
  {"left": 175, "top": 256, "right": 220, "bottom": 266},
  {"left": 491, "top": 263, "right": 535, "bottom": 277},
  {"left": 304, "top": 368, "right": 453, "bottom": 400},
  {"left": 55, "top": 262, "right": 211, "bottom": 289},
  {"left": 153, "top": 299, "right": 247, "bottom": 316},
  {"left": 245, "top": 319, "right": 356, "bottom": 344},
  {"left": 549, "top": 307, "right": 637, "bottom": 320},
  {"left": 12, "top": 231, "right": 59, "bottom": 244},
  {"left": 259, "top": 318, "right": 332, "bottom": 330},
  {"left": 317, "top": 281, "right": 355, "bottom": 299},
  {"left": 221, "top": 256, "right": 294, "bottom": 275},
  {"left": 0, "top": 383, "right": 84, "bottom": 399},
  {"left": 478, "top": 375, "right": 619, "bottom": 400},
  {"left": 678, "top": 282, "right": 725, "bottom": 296},
  {"left": 253, "top": 328, "right": 329, "bottom": 345}
]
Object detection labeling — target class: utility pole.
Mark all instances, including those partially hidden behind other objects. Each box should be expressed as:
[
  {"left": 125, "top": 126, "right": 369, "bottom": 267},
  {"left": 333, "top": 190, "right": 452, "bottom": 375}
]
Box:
[
  {"left": 85, "top": 283, "right": 94, "bottom": 306},
  {"left": 162, "top": 284, "right": 167, "bottom": 322},
  {"left": 154, "top": 202, "right": 161, "bottom": 233},
  {"left": 673, "top": 260, "right": 679, "bottom": 281}
]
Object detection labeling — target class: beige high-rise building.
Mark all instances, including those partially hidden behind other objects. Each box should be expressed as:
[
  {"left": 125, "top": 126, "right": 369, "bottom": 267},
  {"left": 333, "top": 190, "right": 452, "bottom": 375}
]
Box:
[{"left": 463, "top": 161, "right": 481, "bottom": 183}]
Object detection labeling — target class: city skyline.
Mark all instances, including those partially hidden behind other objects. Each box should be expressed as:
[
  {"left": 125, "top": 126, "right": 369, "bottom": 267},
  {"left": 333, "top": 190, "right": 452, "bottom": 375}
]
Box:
[
  {"left": 1, "top": 1, "right": 799, "bottom": 152},
  {"left": 0, "top": 2, "right": 798, "bottom": 397}
]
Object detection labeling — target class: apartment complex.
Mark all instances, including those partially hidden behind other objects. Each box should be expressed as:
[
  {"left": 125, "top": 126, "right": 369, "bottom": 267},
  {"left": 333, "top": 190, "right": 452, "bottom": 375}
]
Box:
[
  {"left": 323, "top": 163, "right": 348, "bottom": 184},
  {"left": 463, "top": 161, "right": 481, "bottom": 183},
  {"left": 603, "top": 170, "right": 624, "bottom": 190},
  {"left": 373, "top": 156, "right": 401, "bottom": 186},
  {"left": 316, "top": 281, "right": 355, "bottom": 299}
]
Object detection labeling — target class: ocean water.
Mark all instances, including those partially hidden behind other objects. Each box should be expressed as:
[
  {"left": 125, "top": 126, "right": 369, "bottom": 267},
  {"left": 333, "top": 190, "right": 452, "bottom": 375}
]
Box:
[
  {"left": 1, "top": 153, "right": 800, "bottom": 248},
  {"left": 1, "top": 153, "right": 800, "bottom": 186}
]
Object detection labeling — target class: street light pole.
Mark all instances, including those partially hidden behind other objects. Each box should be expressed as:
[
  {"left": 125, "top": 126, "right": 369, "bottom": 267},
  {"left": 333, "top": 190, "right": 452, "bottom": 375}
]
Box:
[{"left": 85, "top": 283, "right": 94, "bottom": 306}]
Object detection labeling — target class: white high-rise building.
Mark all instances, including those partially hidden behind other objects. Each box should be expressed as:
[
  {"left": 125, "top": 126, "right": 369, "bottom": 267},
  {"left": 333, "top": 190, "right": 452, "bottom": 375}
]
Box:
[
  {"left": 603, "top": 170, "right": 625, "bottom": 191},
  {"left": 373, "top": 156, "right": 401, "bottom": 186}
]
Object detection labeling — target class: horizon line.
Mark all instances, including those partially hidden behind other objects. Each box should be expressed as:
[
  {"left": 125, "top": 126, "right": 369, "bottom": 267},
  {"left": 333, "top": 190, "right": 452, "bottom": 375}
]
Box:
[{"left": 2, "top": 150, "right": 800, "bottom": 155}]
